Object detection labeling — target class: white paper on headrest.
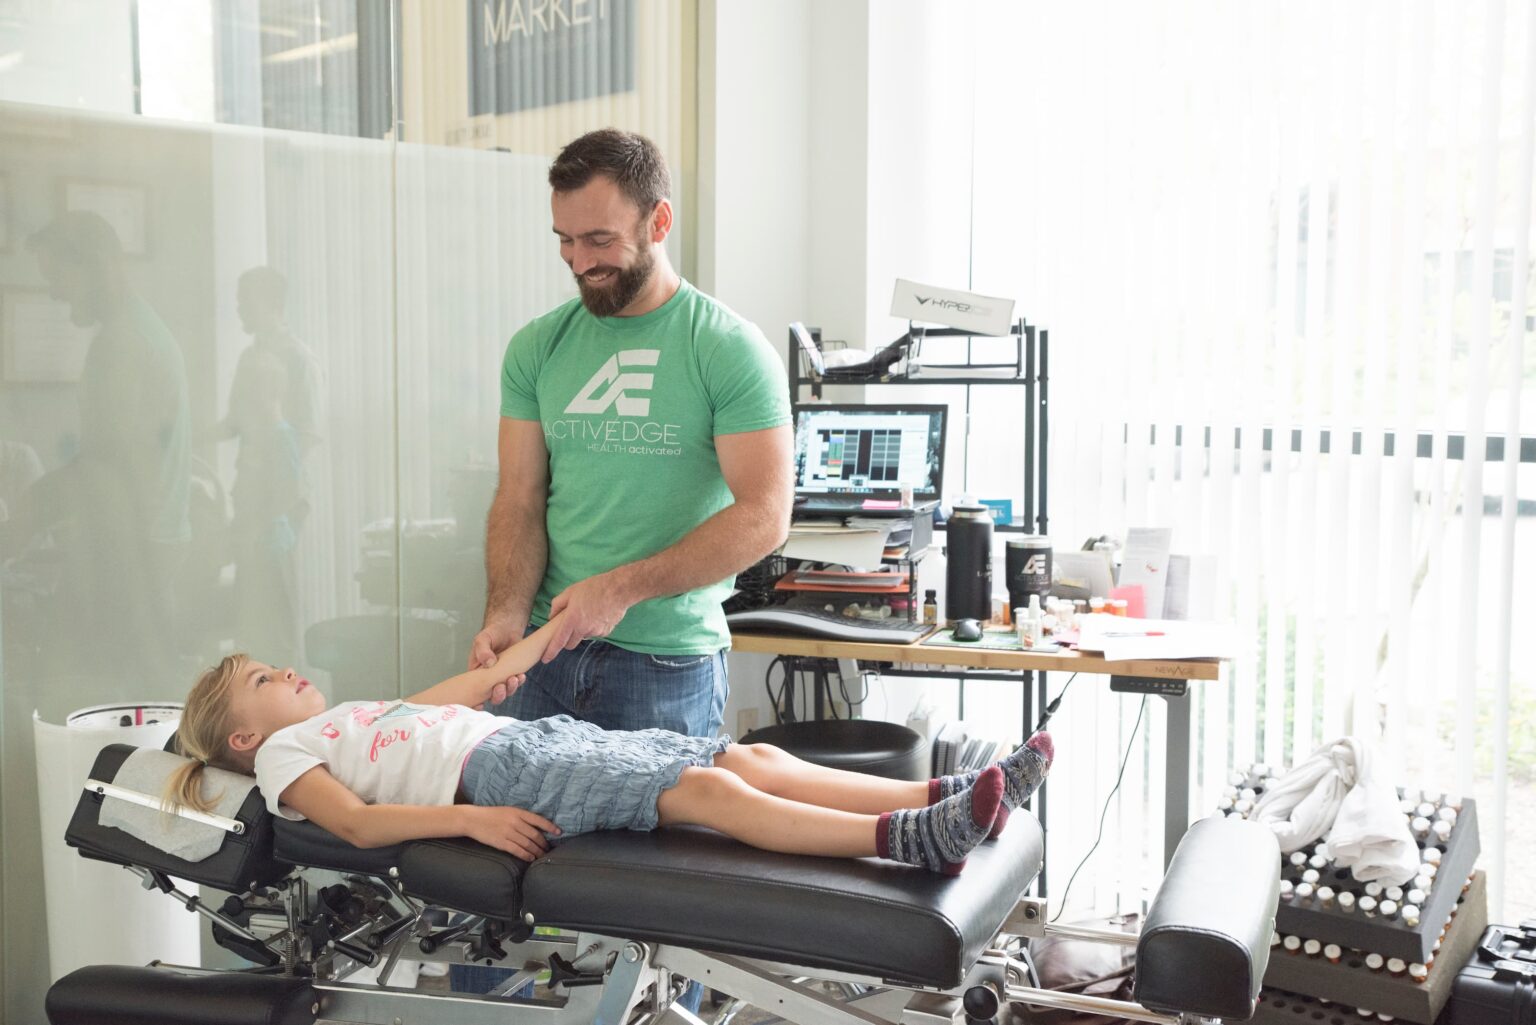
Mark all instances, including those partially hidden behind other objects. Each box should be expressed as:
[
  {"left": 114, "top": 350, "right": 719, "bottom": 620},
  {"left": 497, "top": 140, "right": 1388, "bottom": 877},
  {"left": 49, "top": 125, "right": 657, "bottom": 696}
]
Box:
[{"left": 99, "top": 747, "right": 257, "bottom": 862}]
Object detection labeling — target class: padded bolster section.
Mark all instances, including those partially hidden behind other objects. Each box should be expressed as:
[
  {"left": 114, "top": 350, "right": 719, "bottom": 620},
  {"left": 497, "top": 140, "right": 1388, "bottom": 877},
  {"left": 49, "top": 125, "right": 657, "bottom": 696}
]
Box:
[
  {"left": 46, "top": 965, "right": 316, "bottom": 1025},
  {"left": 273, "top": 817, "right": 406, "bottom": 877},
  {"left": 398, "top": 836, "right": 528, "bottom": 918},
  {"left": 272, "top": 820, "right": 529, "bottom": 919},
  {"left": 66, "top": 744, "right": 291, "bottom": 893},
  {"left": 523, "top": 817, "right": 1043, "bottom": 989},
  {"left": 1134, "top": 816, "right": 1280, "bottom": 1020}
]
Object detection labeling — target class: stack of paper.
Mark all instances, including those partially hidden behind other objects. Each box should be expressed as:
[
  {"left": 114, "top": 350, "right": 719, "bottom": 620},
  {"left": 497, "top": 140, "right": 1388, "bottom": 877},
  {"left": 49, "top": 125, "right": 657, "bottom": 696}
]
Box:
[
  {"left": 776, "top": 569, "right": 909, "bottom": 593},
  {"left": 781, "top": 519, "right": 893, "bottom": 569},
  {"left": 907, "top": 364, "right": 1022, "bottom": 380},
  {"left": 849, "top": 515, "right": 917, "bottom": 560},
  {"left": 1075, "top": 615, "right": 1239, "bottom": 662},
  {"left": 1118, "top": 527, "right": 1173, "bottom": 617}
]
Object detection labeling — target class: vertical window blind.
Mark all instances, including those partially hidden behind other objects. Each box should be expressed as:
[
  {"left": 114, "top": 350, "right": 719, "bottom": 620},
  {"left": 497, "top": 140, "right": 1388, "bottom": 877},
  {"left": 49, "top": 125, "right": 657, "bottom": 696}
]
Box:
[{"left": 964, "top": 0, "right": 1534, "bottom": 920}]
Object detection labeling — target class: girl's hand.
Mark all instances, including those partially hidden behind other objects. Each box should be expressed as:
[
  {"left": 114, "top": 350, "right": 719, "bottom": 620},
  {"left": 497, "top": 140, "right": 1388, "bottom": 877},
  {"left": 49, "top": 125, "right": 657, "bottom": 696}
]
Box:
[
  {"left": 481, "top": 672, "right": 526, "bottom": 709},
  {"left": 461, "top": 806, "right": 560, "bottom": 861}
]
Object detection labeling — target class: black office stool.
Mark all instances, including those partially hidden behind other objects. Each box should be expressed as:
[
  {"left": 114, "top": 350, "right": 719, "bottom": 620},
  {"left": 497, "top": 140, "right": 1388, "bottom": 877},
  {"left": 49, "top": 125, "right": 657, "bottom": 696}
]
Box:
[{"left": 740, "top": 720, "right": 929, "bottom": 781}]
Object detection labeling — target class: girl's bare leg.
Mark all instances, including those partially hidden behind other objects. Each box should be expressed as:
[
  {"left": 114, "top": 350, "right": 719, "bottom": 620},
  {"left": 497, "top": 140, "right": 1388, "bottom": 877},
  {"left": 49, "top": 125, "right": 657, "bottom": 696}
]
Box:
[
  {"left": 711, "top": 743, "right": 929, "bottom": 814},
  {"left": 656, "top": 766, "right": 878, "bottom": 856},
  {"left": 657, "top": 764, "right": 1005, "bottom": 874}
]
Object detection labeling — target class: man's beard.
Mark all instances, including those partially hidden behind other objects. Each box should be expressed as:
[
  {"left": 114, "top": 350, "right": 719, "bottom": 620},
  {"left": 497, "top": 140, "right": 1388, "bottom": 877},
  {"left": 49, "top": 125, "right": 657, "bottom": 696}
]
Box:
[{"left": 575, "top": 241, "right": 655, "bottom": 317}]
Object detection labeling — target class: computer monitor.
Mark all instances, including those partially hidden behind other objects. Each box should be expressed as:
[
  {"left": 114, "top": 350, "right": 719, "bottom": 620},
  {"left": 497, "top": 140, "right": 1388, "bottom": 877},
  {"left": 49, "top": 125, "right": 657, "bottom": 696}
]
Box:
[{"left": 792, "top": 404, "right": 946, "bottom": 499}]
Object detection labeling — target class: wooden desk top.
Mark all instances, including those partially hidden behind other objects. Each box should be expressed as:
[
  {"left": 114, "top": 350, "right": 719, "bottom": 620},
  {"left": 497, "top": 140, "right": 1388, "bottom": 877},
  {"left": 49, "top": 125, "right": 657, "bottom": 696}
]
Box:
[{"left": 729, "top": 631, "right": 1222, "bottom": 681}]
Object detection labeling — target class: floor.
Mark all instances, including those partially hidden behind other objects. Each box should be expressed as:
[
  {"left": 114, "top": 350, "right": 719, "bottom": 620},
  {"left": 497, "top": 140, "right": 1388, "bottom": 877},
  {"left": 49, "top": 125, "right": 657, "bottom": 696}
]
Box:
[{"left": 414, "top": 968, "right": 789, "bottom": 1023}]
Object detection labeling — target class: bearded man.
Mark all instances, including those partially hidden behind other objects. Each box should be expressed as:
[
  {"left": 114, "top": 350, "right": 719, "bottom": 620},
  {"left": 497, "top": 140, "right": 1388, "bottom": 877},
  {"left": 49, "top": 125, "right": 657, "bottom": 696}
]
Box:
[
  {"left": 454, "top": 129, "right": 792, "bottom": 1003},
  {"left": 471, "top": 127, "right": 792, "bottom": 803}
]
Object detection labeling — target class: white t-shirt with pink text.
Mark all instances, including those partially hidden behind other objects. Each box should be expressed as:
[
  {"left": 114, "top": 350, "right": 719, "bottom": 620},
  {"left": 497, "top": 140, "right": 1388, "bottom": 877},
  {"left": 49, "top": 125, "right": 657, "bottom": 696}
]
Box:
[{"left": 253, "top": 700, "right": 508, "bottom": 820}]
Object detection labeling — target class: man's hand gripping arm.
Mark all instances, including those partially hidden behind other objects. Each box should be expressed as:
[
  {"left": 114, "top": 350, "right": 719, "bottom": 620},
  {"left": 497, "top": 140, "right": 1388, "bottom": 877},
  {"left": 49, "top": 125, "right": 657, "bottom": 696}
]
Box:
[{"left": 538, "top": 424, "right": 794, "bottom": 661}]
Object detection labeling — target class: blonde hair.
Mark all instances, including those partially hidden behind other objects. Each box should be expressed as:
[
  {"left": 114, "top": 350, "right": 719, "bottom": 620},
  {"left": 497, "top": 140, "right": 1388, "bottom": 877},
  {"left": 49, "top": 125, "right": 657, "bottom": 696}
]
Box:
[{"left": 162, "top": 654, "right": 251, "bottom": 814}]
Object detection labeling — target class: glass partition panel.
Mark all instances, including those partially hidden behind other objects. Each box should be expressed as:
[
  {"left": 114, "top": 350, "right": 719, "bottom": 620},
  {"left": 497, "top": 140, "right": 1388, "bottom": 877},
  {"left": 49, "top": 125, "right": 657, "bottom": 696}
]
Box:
[
  {"left": 0, "top": 3, "right": 695, "bottom": 1018},
  {"left": 0, "top": 102, "right": 397, "bottom": 1021}
]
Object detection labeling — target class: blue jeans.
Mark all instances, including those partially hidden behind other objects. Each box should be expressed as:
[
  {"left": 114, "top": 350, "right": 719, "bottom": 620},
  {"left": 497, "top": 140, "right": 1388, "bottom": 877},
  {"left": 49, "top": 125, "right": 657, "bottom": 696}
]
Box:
[{"left": 451, "top": 636, "right": 728, "bottom": 1010}]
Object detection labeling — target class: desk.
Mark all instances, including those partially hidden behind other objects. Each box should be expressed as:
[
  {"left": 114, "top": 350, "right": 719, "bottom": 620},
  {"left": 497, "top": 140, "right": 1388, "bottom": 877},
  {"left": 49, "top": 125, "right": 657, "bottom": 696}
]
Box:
[{"left": 730, "top": 631, "right": 1222, "bottom": 872}]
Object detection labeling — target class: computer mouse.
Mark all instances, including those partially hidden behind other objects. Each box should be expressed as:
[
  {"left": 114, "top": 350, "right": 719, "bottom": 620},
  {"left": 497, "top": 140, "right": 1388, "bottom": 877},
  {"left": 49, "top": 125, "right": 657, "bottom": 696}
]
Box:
[{"left": 952, "top": 618, "right": 983, "bottom": 641}]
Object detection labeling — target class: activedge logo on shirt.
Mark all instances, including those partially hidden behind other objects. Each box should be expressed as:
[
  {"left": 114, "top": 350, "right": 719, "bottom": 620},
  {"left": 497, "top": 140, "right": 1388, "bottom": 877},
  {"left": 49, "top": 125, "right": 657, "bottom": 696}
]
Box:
[
  {"left": 564, "top": 349, "right": 659, "bottom": 415},
  {"left": 547, "top": 348, "right": 685, "bottom": 457}
]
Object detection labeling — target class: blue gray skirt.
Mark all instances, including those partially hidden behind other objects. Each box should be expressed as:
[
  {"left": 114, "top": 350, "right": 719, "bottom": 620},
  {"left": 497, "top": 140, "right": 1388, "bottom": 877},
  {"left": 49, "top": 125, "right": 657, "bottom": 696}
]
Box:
[{"left": 461, "top": 714, "right": 732, "bottom": 834}]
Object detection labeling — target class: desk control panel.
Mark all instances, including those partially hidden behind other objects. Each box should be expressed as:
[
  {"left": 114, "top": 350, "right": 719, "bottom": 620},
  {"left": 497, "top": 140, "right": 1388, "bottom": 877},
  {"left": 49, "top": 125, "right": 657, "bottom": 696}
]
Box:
[{"left": 1109, "top": 674, "right": 1189, "bottom": 698}]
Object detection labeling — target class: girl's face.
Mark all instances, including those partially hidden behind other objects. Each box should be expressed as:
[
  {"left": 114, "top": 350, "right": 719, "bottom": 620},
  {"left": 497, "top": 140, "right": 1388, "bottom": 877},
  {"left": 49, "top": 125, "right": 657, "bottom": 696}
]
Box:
[{"left": 225, "top": 661, "right": 326, "bottom": 754}]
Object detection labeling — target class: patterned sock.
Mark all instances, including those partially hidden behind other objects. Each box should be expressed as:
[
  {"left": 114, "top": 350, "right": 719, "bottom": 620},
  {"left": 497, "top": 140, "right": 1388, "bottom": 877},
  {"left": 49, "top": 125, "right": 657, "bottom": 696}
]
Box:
[
  {"left": 879, "top": 766, "right": 1003, "bottom": 875},
  {"left": 929, "top": 732, "right": 1054, "bottom": 838}
]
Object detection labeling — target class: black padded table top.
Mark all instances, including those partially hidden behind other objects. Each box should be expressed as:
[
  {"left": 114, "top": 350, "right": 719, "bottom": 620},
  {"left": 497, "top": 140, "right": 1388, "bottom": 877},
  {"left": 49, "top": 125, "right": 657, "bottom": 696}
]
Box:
[
  {"left": 74, "top": 743, "right": 1043, "bottom": 990},
  {"left": 272, "top": 815, "right": 1043, "bottom": 989},
  {"left": 525, "top": 820, "right": 1044, "bottom": 989}
]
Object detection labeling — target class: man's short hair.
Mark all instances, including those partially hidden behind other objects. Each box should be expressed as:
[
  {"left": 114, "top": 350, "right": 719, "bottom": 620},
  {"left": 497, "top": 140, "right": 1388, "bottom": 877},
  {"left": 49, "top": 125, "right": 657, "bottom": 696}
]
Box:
[
  {"left": 548, "top": 129, "right": 671, "bottom": 211},
  {"left": 28, "top": 211, "right": 123, "bottom": 265},
  {"left": 239, "top": 266, "right": 288, "bottom": 311}
]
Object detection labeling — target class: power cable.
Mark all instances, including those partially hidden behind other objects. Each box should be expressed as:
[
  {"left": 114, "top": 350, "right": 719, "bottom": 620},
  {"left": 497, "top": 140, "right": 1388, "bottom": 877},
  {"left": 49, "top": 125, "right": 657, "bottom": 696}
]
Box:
[{"left": 1049, "top": 696, "right": 1148, "bottom": 923}]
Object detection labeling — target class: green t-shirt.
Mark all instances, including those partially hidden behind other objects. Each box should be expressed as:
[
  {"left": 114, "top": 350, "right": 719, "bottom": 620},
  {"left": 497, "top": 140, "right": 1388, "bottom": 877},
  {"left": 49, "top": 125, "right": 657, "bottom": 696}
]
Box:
[{"left": 500, "top": 280, "right": 790, "bottom": 654}]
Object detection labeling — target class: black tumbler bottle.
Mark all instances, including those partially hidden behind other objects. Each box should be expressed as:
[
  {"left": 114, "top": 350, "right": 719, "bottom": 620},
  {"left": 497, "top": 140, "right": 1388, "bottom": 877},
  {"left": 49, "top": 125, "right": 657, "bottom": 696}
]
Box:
[
  {"left": 945, "top": 504, "right": 994, "bottom": 621},
  {"left": 1005, "top": 536, "right": 1053, "bottom": 611}
]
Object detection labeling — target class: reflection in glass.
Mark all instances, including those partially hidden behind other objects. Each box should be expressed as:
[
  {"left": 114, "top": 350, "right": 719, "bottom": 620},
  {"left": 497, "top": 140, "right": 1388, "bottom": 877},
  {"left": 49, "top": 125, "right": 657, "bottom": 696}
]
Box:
[
  {"left": 0, "top": 109, "right": 400, "bottom": 1021},
  {"left": 1, "top": 2, "right": 696, "bottom": 1019},
  {"left": 220, "top": 266, "right": 323, "bottom": 658},
  {"left": 13, "top": 210, "right": 190, "bottom": 684}
]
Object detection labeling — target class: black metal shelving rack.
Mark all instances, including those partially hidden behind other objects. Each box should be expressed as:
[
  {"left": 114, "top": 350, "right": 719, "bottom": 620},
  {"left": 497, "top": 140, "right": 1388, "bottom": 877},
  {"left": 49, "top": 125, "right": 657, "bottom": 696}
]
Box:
[
  {"left": 788, "top": 320, "right": 1049, "bottom": 536},
  {"left": 783, "top": 319, "right": 1059, "bottom": 890}
]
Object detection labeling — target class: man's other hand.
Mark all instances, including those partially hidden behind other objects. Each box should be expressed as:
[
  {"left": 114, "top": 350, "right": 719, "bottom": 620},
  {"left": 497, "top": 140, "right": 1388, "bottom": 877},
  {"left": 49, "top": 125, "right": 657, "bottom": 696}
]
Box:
[{"left": 542, "top": 572, "right": 634, "bottom": 662}]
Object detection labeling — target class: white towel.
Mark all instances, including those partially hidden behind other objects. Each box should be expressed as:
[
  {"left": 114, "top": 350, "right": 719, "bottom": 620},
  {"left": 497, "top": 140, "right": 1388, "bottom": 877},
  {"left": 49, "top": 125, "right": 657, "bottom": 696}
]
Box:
[
  {"left": 1251, "top": 738, "right": 1356, "bottom": 853},
  {"left": 1327, "top": 755, "right": 1420, "bottom": 886},
  {"left": 1249, "top": 737, "right": 1418, "bottom": 885}
]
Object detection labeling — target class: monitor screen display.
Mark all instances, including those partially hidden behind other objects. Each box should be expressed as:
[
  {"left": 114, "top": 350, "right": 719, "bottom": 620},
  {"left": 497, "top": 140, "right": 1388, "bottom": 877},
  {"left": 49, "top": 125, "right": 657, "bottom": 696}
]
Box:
[{"left": 792, "top": 404, "right": 946, "bottom": 497}]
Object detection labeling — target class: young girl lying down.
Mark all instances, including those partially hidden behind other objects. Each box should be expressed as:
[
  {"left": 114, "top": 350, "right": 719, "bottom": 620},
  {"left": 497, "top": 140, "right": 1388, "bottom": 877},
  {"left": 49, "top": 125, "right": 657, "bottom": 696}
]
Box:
[{"left": 166, "top": 615, "right": 1053, "bottom": 875}]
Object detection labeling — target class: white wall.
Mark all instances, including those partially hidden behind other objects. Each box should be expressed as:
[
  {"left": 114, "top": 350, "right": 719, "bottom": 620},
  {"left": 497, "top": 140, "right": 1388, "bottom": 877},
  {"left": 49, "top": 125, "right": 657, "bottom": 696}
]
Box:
[
  {"left": 865, "top": 1, "right": 974, "bottom": 342},
  {"left": 700, "top": 0, "right": 814, "bottom": 346},
  {"left": 805, "top": 1, "right": 871, "bottom": 346},
  {"left": 862, "top": 1, "right": 993, "bottom": 732},
  {"left": 705, "top": 1, "right": 992, "bottom": 737},
  {"left": 704, "top": 0, "right": 864, "bottom": 736}
]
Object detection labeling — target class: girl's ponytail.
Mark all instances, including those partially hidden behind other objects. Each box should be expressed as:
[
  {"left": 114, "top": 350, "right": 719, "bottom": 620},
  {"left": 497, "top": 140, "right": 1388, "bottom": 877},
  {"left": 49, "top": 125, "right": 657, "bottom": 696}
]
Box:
[
  {"left": 160, "top": 654, "right": 249, "bottom": 814},
  {"left": 163, "top": 756, "right": 215, "bottom": 814}
]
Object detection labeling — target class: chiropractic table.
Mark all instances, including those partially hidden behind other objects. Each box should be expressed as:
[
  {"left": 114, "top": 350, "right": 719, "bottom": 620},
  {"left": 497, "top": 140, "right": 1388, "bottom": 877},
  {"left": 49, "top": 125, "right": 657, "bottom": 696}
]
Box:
[{"left": 45, "top": 743, "right": 1280, "bottom": 1025}]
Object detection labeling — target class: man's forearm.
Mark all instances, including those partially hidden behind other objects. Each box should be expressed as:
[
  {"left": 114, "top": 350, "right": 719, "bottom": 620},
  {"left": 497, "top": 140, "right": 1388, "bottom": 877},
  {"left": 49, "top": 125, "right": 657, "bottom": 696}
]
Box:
[
  {"left": 610, "top": 499, "right": 787, "bottom": 606},
  {"left": 483, "top": 493, "right": 548, "bottom": 630}
]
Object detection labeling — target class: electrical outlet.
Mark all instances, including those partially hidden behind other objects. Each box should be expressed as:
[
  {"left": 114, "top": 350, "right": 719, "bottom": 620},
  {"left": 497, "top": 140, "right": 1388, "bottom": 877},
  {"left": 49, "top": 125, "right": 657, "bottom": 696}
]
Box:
[{"left": 736, "top": 708, "right": 760, "bottom": 737}]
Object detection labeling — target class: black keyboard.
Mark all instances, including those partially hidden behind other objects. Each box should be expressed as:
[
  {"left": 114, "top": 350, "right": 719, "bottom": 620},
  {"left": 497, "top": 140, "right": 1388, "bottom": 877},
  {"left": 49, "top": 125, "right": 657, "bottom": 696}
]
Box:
[
  {"left": 726, "top": 606, "right": 933, "bottom": 644},
  {"left": 793, "top": 498, "right": 939, "bottom": 519}
]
